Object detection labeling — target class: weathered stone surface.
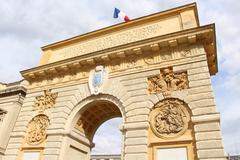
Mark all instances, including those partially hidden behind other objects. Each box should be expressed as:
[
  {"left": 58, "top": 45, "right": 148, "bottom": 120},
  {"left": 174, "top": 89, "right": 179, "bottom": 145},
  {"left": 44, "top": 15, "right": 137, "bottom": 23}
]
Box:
[
  {"left": 194, "top": 122, "right": 220, "bottom": 132},
  {"left": 195, "top": 131, "right": 222, "bottom": 141},
  {"left": 1, "top": 3, "right": 226, "bottom": 160},
  {"left": 196, "top": 140, "right": 224, "bottom": 150},
  {"left": 197, "top": 149, "right": 225, "bottom": 159}
]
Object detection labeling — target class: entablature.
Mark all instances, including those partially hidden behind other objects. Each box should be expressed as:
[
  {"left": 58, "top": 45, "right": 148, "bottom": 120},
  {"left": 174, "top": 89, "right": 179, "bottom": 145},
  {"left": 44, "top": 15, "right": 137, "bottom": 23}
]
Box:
[
  {"left": 0, "top": 81, "right": 27, "bottom": 98},
  {"left": 21, "top": 24, "right": 216, "bottom": 89}
]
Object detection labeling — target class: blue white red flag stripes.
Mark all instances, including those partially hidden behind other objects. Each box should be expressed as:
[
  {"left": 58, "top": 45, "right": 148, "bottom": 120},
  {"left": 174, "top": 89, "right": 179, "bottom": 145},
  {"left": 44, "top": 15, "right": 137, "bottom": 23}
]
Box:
[{"left": 113, "top": 8, "right": 130, "bottom": 22}]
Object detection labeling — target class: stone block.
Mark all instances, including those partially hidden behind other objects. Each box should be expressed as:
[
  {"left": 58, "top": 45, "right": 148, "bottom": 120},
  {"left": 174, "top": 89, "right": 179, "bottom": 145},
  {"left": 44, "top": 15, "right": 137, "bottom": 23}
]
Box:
[
  {"left": 126, "top": 83, "right": 148, "bottom": 92},
  {"left": 43, "top": 155, "right": 59, "bottom": 160},
  {"left": 124, "top": 122, "right": 149, "bottom": 130},
  {"left": 125, "top": 102, "right": 148, "bottom": 112},
  {"left": 192, "top": 106, "right": 216, "bottom": 115},
  {"left": 184, "top": 92, "right": 214, "bottom": 103},
  {"left": 126, "top": 108, "right": 150, "bottom": 117},
  {"left": 126, "top": 115, "right": 148, "bottom": 122},
  {"left": 194, "top": 122, "right": 220, "bottom": 132},
  {"left": 192, "top": 113, "right": 220, "bottom": 123},
  {"left": 188, "top": 85, "right": 213, "bottom": 94},
  {"left": 125, "top": 137, "right": 147, "bottom": 145},
  {"left": 45, "top": 142, "right": 62, "bottom": 148},
  {"left": 196, "top": 140, "right": 223, "bottom": 149},
  {"left": 2, "top": 155, "right": 17, "bottom": 160},
  {"left": 197, "top": 149, "right": 225, "bottom": 159},
  {"left": 188, "top": 72, "right": 210, "bottom": 81},
  {"left": 195, "top": 131, "right": 222, "bottom": 141},
  {"left": 125, "top": 145, "right": 147, "bottom": 153},
  {"left": 44, "top": 148, "right": 60, "bottom": 155},
  {"left": 188, "top": 66, "right": 209, "bottom": 75},
  {"left": 121, "top": 78, "right": 147, "bottom": 86},
  {"left": 189, "top": 79, "right": 211, "bottom": 88},
  {"left": 125, "top": 153, "right": 148, "bottom": 160},
  {"left": 190, "top": 99, "right": 216, "bottom": 109},
  {"left": 126, "top": 130, "right": 148, "bottom": 138}
]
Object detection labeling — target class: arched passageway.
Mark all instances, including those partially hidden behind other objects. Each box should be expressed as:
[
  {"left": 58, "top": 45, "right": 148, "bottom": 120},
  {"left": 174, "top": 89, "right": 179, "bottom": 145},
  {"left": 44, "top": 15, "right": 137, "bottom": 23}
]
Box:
[
  {"left": 64, "top": 96, "right": 124, "bottom": 160},
  {"left": 91, "top": 117, "right": 122, "bottom": 155}
]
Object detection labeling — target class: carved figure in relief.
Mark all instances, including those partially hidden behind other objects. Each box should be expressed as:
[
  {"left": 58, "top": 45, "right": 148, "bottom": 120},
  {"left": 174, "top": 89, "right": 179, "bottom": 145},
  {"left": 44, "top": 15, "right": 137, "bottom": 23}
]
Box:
[
  {"left": 76, "top": 118, "right": 85, "bottom": 133},
  {"left": 0, "top": 109, "right": 7, "bottom": 122},
  {"left": 25, "top": 115, "right": 49, "bottom": 145},
  {"left": 155, "top": 104, "right": 184, "bottom": 134},
  {"left": 147, "top": 67, "right": 188, "bottom": 94},
  {"left": 150, "top": 99, "right": 190, "bottom": 138},
  {"left": 33, "top": 89, "right": 58, "bottom": 112}
]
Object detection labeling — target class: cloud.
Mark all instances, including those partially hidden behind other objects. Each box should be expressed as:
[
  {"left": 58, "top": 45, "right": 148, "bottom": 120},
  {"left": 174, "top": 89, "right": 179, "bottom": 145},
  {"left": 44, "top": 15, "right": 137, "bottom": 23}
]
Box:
[{"left": 92, "top": 118, "right": 122, "bottom": 154}]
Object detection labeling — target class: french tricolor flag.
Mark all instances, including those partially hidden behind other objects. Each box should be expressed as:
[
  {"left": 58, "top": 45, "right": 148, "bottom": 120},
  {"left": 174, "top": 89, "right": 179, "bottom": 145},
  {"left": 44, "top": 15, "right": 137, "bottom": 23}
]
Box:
[{"left": 113, "top": 8, "right": 130, "bottom": 22}]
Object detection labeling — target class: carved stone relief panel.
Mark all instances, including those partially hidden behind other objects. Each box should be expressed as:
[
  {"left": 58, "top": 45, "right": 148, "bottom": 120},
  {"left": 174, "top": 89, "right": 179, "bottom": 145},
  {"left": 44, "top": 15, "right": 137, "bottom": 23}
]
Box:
[
  {"left": 147, "top": 67, "right": 189, "bottom": 94},
  {"left": 76, "top": 118, "right": 85, "bottom": 133},
  {"left": 149, "top": 99, "right": 190, "bottom": 139},
  {"left": 0, "top": 109, "right": 7, "bottom": 122},
  {"left": 33, "top": 89, "right": 58, "bottom": 113},
  {"left": 25, "top": 114, "right": 50, "bottom": 145}
]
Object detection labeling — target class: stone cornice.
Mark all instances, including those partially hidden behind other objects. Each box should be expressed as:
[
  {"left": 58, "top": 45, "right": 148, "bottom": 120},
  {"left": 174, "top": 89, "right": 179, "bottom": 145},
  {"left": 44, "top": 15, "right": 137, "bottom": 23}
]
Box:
[
  {"left": 0, "top": 86, "right": 26, "bottom": 98},
  {"left": 21, "top": 24, "right": 217, "bottom": 86}
]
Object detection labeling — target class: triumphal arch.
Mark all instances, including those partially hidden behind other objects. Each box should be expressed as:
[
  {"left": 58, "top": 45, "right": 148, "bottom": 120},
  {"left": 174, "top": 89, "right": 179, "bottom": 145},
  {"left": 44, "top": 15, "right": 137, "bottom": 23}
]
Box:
[{"left": 0, "top": 3, "right": 226, "bottom": 160}]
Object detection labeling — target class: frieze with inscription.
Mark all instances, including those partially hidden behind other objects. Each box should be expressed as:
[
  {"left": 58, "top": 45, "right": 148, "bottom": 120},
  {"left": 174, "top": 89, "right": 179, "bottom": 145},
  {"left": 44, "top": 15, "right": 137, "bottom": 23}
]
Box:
[{"left": 49, "top": 17, "right": 181, "bottom": 63}]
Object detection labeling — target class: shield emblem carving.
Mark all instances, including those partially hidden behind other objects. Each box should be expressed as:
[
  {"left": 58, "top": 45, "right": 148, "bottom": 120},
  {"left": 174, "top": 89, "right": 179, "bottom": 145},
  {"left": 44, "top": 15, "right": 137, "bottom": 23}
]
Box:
[
  {"left": 89, "top": 65, "right": 107, "bottom": 95},
  {"left": 93, "top": 70, "right": 104, "bottom": 88}
]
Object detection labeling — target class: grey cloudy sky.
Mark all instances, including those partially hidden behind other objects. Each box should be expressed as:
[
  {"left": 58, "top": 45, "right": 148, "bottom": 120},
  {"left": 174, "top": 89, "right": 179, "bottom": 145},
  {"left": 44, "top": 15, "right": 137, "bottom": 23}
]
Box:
[{"left": 0, "top": 0, "right": 240, "bottom": 155}]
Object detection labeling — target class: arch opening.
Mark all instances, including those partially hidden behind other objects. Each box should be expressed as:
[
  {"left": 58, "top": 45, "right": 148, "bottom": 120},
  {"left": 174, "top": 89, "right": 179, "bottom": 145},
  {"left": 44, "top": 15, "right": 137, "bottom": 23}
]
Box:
[
  {"left": 65, "top": 96, "right": 124, "bottom": 160},
  {"left": 91, "top": 117, "right": 122, "bottom": 155},
  {"left": 75, "top": 100, "right": 122, "bottom": 141}
]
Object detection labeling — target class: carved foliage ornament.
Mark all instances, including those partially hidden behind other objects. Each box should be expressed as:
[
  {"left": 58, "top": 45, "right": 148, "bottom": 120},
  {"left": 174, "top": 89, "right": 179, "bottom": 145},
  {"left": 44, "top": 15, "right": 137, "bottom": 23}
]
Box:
[
  {"left": 33, "top": 89, "right": 58, "bottom": 112},
  {"left": 148, "top": 67, "right": 189, "bottom": 94},
  {"left": 150, "top": 99, "right": 190, "bottom": 138},
  {"left": 25, "top": 114, "right": 50, "bottom": 145}
]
